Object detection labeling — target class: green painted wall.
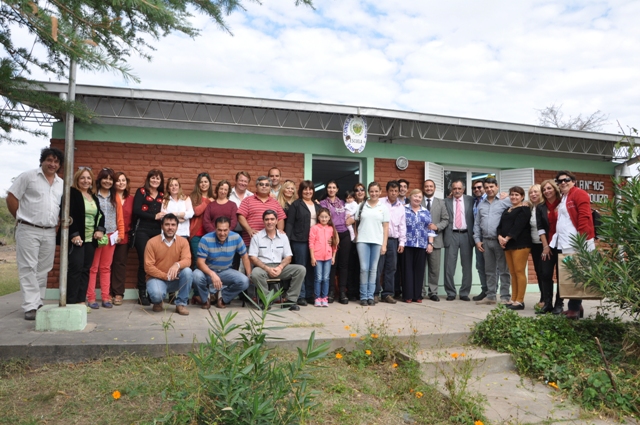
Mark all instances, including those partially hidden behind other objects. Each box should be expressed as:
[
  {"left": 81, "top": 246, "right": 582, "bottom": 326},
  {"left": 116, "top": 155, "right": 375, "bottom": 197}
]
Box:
[{"left": 54, "top": 122, "right": 616, "bottom": 175}]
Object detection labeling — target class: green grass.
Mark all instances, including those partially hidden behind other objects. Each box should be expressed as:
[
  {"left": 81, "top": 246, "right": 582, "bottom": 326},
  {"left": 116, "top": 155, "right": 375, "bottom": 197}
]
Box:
[
  {"left": 0, "top": 261, "right": 19, "bottom": 296},
  {"left": 0, "top": 351, "right": 473, "bottom": 425}
]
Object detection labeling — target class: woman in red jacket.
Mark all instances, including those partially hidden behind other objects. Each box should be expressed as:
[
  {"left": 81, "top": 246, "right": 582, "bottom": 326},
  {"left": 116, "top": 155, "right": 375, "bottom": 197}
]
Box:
[
  {"left": 110, "top": 172, "right": 134, "bottom": 305},
  {"left": 548, "top": 170, "right": 595, "bottom": 319}
]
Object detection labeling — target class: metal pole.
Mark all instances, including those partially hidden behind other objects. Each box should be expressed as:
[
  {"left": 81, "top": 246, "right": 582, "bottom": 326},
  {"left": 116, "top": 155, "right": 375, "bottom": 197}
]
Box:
[{"left": 59, "top": 57, "right": 77, "bottom": 307}]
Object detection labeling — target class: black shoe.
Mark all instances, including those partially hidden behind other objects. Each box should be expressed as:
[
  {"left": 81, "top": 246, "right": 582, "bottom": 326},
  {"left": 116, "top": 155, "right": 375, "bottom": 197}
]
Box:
[
  {"left": 460, "top": 296, "right": 471, "bottom": 302},
  {"left": 339, "top": 293, "right": 349, "bottom": 305},
  {"left": 472, "top": 292, "right": 487, "bottom": 302},
  {"left": 289, "top": 304, "right": 300, "bottom": 311},
  {"left": 24, "top": 309, "right": 37, "bottom": 321},
  {"left": 429, "top": 295, "right": 440, "bottom": 302},
  {"left": 367, "top": 299, "right": 374, "bottom": 306},
  {"left": 348, "top": 296, "right": 358, "bottom": 301},
  {"left": 536, "top": 303, "right": 554, "bottom": 315},
  {"left": 138, "top": 292, "right": 150, "bottom": 306},
  {"left": 360, "top": 300, "right": 368, "bottom": 306},
  {"left": 297, "top": 298, "right": 308, "bottom": 306},
  {"left": 327, "top": 292, "right": 335, "bottom": 304},
  {"left": 508, "top": 302, "right": 525, "bottom": 310},
  {"left": 552, "top": 304, "right": 563, "bottom": 315},
  {"left": 446, "top": 296, "right": 455, "bottom": 301}
]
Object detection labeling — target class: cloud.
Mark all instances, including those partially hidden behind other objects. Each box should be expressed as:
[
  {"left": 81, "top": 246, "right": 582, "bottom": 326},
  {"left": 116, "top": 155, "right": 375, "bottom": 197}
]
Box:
[{"left": 2, "top": 0, "right": 639, "bottom": 192}]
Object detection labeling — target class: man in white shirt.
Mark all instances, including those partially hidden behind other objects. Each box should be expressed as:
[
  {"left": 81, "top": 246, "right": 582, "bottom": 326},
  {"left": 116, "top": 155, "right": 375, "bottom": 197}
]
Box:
[
  {"left": 376, "top": 181, "right": 406, "bottom": 304},
  {"left": 7, "top": 148, "right": 64, "bottom": 320},
  {"left": 443, "top": 180, "right": 475, "bottom": 301}
]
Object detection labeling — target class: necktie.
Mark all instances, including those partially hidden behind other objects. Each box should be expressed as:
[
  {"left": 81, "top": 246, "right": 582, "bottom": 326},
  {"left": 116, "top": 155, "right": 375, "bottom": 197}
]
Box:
[
  {"left": 426, "top": 198, "right": 431, "bottom": 211},
  {"left": 455, "top": 198, "right": 463, "bottom": 229}
]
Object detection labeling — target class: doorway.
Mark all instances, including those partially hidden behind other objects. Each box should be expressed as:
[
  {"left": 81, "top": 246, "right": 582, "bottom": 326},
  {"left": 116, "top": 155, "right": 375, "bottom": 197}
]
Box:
[{"left": 312, "top": 157, "right": 361, "bottom": 200}]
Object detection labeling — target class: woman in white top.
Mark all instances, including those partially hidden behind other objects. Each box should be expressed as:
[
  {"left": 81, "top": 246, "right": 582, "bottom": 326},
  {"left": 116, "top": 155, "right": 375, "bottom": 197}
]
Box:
[
  {"left": 162, "top": 178, "right": 194, "bottom": 238},
  {"left": 354, "top": 182, "right": 389, "bottom": 306}
]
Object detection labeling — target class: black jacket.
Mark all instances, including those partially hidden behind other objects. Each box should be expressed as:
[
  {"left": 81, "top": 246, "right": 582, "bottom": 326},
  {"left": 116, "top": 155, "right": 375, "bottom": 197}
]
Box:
[
  {"left": 57, "top": 187, "right": 106, "bottom": 246},
  {"left": 497, "top": 205, "right": 532, "bottom": 250},
  {"left": 285, "top": 198, "right": 321, "bottom": 242}
]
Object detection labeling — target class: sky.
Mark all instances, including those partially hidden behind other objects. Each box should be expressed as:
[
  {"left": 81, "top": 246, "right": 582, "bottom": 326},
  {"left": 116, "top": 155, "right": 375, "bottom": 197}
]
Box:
[{"left": 3, "top": 0, "right": 640, "bottom": 193}]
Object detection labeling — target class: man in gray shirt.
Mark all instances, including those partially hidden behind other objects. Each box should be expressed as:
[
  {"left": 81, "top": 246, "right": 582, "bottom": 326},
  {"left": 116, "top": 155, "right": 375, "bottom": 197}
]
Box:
[
  {"left": 473, "top": 177, "right": 512, "bottom": 304},
  {"left": 249, "top": 209, "right": 305, "bottom": 311}
]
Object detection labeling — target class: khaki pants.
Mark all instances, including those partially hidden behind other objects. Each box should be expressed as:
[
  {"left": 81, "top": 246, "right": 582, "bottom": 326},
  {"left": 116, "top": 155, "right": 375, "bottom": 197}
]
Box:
[
  {"left": 15, "top": 224, "right": 56, "bottom": 312},
  {"left": 505, "top": 248, "right": 531, "bottom": 303}
]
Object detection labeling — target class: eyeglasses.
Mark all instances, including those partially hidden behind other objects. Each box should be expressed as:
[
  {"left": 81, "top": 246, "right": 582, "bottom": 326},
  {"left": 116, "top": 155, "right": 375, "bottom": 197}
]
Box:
[
  {"left": 355, "top": 188, "right": 365, "bottom": 192},
  {"left": 556, "top": 178, "right": 572, "bottom": 184},
  {"left": 473, "top": 186, "right": 483, "bottom": 190},
  {"left": 257, "top": 182, "right": 270, "bottom": 187},
  {"left": 77, "top": 166, "right": 92, "bottom": 171}
]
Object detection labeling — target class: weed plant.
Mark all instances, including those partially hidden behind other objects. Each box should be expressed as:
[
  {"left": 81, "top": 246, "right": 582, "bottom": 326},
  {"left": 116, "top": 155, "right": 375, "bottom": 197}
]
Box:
[
  {"left": 470, "top": 306, "right": 640, "bottom": 418},
  {"left": 176, "top": 290, "right": 330, "bottom": 425}
]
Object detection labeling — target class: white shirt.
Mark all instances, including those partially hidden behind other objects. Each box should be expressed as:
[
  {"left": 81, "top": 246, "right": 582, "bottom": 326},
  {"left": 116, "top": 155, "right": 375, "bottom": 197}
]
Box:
[
  {"left": 452, "top": 196, "right": 467, "bottom": 230},
  {"left": 8, "top": 167, "right": 63, "bottom": 227},
  {"left": 550, "top": 194, "right": 595, "bottom": 253},
  {"left": 229, "top": 187, "right": 254, "bottom": 207},
  {"left": 162, "top": 197, "right": 194, "bottom": 237}
]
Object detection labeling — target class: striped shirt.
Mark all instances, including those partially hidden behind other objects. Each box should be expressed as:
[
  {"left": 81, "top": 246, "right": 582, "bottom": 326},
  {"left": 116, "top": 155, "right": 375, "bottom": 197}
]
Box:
[
  {"left": 237, "top": 195, "right": 286, "bottom": 246},
  {"left": 8, "top": 167, "right": 63, "bottom": 227},
  {"left": 197, "top": 231, "right": 247, "bottom": 272}
]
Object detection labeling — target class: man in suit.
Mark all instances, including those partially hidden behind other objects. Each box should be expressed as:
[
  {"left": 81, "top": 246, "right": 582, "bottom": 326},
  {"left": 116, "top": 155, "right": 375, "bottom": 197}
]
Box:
[
  {"left": 443, "top": 180, "right": 474, "bottom": 301},
  {"left": 421, "top": 179, "right": 450, "bottom": 301}
]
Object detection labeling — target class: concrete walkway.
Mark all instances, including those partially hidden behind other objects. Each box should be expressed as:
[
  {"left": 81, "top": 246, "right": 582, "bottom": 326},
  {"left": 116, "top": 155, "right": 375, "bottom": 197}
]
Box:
[{"left": 0, "top": 290, "right": 631, "bottom": 424}]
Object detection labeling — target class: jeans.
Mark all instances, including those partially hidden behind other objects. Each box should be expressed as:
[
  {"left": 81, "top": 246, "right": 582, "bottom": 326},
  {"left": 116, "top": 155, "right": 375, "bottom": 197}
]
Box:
[
  {"left": 356, "top": 242, "right": 381, "bottom": 300},
  {"left": 146, "top": 268, "right": 194, "bottom": 306},
  {"left": 314, "top": 260, "right": 332, "bottom": 299},
  {"left": 192, "top": 268, "right": 249, "bottom": 304},
  {"left": 291, "top": 241, "right": 314, "bottom": 299},
  {"left": 475, "top": 245, "right": 487, "bottom": 293},
  {"left": 376, "top": 238, "right": 398, "bottom": 298}
]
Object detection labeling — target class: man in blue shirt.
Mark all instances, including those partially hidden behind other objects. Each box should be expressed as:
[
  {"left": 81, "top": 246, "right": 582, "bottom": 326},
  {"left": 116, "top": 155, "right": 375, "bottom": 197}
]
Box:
[{"left": 193, "top": 216, "right": 251, "bottom": 308}]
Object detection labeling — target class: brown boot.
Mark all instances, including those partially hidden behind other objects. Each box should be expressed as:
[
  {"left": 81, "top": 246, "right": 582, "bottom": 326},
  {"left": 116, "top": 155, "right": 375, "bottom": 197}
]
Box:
[
  {"left": 152, "top": 302, "right": 163, "bottom": 312},
  {"left": 201, "top": 300, "right": 211, "bottom": 309},
  {"left": 176, "top": 305, "right": 189, "bottom": 316},
  {"left": 216, "top": 297, "right": 226, "bottom": 309}
]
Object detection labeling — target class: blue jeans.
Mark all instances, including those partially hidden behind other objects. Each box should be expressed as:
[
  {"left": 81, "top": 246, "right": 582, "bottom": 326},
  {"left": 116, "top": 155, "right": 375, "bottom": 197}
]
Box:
[
  {"left": 291, "top": 241, "right": 314, "bottom": 299},
  {"left": 356, "top": 242, "right": 381, "bottom": 300},
  {"left": 314, "top": 260, "right": 332, "bottom": 299},
  {"left": 146, "top": 268, "right": 194, "bottom": 306},
  {"left": 192, "top": 268, "right": 249, "bottom": 304}
]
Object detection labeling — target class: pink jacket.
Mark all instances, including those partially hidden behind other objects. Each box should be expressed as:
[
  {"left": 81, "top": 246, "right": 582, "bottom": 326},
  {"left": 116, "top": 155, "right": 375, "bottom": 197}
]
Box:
[{"left": 308, "top": 224, "right": 336, "bottom": 261}]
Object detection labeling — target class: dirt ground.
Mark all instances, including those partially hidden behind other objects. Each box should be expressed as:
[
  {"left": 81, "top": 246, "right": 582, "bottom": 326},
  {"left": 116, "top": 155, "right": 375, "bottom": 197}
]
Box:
[{"left": 0, "top": 244, "right": 16, "bottom": 263}]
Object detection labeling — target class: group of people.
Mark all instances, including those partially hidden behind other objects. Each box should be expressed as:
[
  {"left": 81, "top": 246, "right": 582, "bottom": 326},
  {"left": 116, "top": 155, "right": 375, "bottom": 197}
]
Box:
[{"left": 9, "top": 148, "right": 595, "bottom": 321}]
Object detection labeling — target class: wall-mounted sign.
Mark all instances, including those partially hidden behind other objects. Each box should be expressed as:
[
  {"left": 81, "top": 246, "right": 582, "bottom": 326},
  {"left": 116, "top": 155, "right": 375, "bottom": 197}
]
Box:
[
  {"left": 578, "top": 180, "right": 608, "bottom": 202},
  {"left": 343, "top": 115, "right": 368, "bottom": 153}
]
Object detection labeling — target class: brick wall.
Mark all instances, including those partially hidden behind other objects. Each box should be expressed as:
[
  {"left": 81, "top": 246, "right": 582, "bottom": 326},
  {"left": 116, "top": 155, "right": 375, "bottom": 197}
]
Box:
[
  {"left": 374, "top": 158, "right": 425, "bottom": 196},
  {"left": 47, "top": 139, "right": 304, "bottom": 289}
]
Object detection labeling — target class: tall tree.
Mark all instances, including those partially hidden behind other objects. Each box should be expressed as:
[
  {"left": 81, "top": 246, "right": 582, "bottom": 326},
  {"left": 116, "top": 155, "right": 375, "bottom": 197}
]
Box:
[
  {"left": 0, "top": 0, "right": 313, "bottom": 144},
  {"left": 536, "top": 103, "right": 608, "bottom": 132}
]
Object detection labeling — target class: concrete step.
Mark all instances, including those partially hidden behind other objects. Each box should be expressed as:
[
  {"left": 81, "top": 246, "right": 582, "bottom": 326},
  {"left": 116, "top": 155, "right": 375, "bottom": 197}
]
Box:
[{"left": 409, "top": 345, "right": 516, "bottom": 380}]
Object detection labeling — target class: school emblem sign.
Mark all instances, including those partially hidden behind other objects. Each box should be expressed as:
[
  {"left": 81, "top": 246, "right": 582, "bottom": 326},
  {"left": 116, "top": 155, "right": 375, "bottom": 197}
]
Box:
[{"left": 343, "top": 115, "right": 368, "bottom": 154}]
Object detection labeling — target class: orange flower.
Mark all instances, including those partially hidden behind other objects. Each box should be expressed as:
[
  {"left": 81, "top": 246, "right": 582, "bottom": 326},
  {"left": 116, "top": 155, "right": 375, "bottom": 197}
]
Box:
[
  {"left": 365, "top": 350, "right": 371, "bottom": 356},
  {"left": 371, "top": 333, "right": 379, "bottom": 339},
  {"left": 344, "top": 325, "right": 351, "bottom": 330},
  {"left": 410, "top": 388, "right": 415, "bottom": 393},
  {"left": 460, "top": 353, "right": 466, "bottom": 357},
  {"left": 415, "top": 391, "right": 423, "bottom": 398},
  {"left": 350, "top": 333, "right": 357, "bottom": 338},
  {"left": 398, "top": 328, "right": 402, "bottom": 333},
  {"left": 451, "top": 352, "right": 459, "bottom": 359},
  {"left": 335, "top": 353, "right": 343, "bottom": 359},
  {"left": 474, "top": 421, "right": 484, "bottom": 425},
  {"left": 112, "top": 390, "right": 121, "bottom": 400},
  {"left": 549, "top": 382, "right": 559, "bottom": 390},
  {"left": 392, "top": 363, "right": 398, "bottom": 368}
]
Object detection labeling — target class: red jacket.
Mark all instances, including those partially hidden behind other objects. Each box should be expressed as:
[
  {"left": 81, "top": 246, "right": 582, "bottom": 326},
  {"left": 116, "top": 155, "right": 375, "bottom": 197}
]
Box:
[{"left": 565, "top": 186, "right": 595, "bottom": 240}]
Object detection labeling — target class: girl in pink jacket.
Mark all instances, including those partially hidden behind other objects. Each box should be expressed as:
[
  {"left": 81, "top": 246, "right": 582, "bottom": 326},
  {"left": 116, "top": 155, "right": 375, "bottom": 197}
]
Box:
[{"left": 309, "top": 208, "right": 339, "bottom": 307}]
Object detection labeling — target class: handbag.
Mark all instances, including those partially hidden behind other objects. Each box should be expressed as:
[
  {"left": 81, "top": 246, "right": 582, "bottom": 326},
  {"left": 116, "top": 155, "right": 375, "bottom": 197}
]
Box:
[
  {"left": 97, "top": 234, "right": 109, "bottom": 247},
  {"left": 557, "top": 253, "right": 604, "bottom": 300},
  {"left": 128, "top": 218, "right": 140, "bottom": 248}
]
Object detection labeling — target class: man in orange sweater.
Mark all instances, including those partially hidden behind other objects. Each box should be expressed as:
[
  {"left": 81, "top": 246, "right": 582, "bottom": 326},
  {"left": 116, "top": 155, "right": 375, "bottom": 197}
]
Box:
[{"left": 144, "top": 214, "right": 203, "bottom": 315}]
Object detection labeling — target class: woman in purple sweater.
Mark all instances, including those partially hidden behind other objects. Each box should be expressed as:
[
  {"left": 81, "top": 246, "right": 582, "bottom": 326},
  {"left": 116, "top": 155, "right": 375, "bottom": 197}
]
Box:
[{"left": 203, "top": 180, "right": 238, "bottom": 234}]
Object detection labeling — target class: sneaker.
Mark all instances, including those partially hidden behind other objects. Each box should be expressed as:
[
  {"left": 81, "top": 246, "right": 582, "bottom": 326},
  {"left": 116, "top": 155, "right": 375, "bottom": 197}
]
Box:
[
  {"left": 322, "top": 298, "right": 328, "bottom": 307},
  {"left": 475, "top": 298, "right": 497, "bottom": 305},
  {"left": 314, "top": 298, "right": 322, "bottom": 307},
  {"left": 87, "top": 301, "right": 100, "bottom": 310}
]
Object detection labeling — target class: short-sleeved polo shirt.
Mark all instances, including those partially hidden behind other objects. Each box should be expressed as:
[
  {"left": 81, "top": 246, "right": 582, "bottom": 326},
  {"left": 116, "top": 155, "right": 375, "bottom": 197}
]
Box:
[{"left": 197, "top": 231, "right": 247, "bottom": 272}]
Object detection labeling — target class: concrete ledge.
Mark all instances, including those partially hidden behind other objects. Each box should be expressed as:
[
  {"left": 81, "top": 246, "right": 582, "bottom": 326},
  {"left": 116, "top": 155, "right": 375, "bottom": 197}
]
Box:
[{"left": 35, "top": 305, "right": 87, "bottom": 332}]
